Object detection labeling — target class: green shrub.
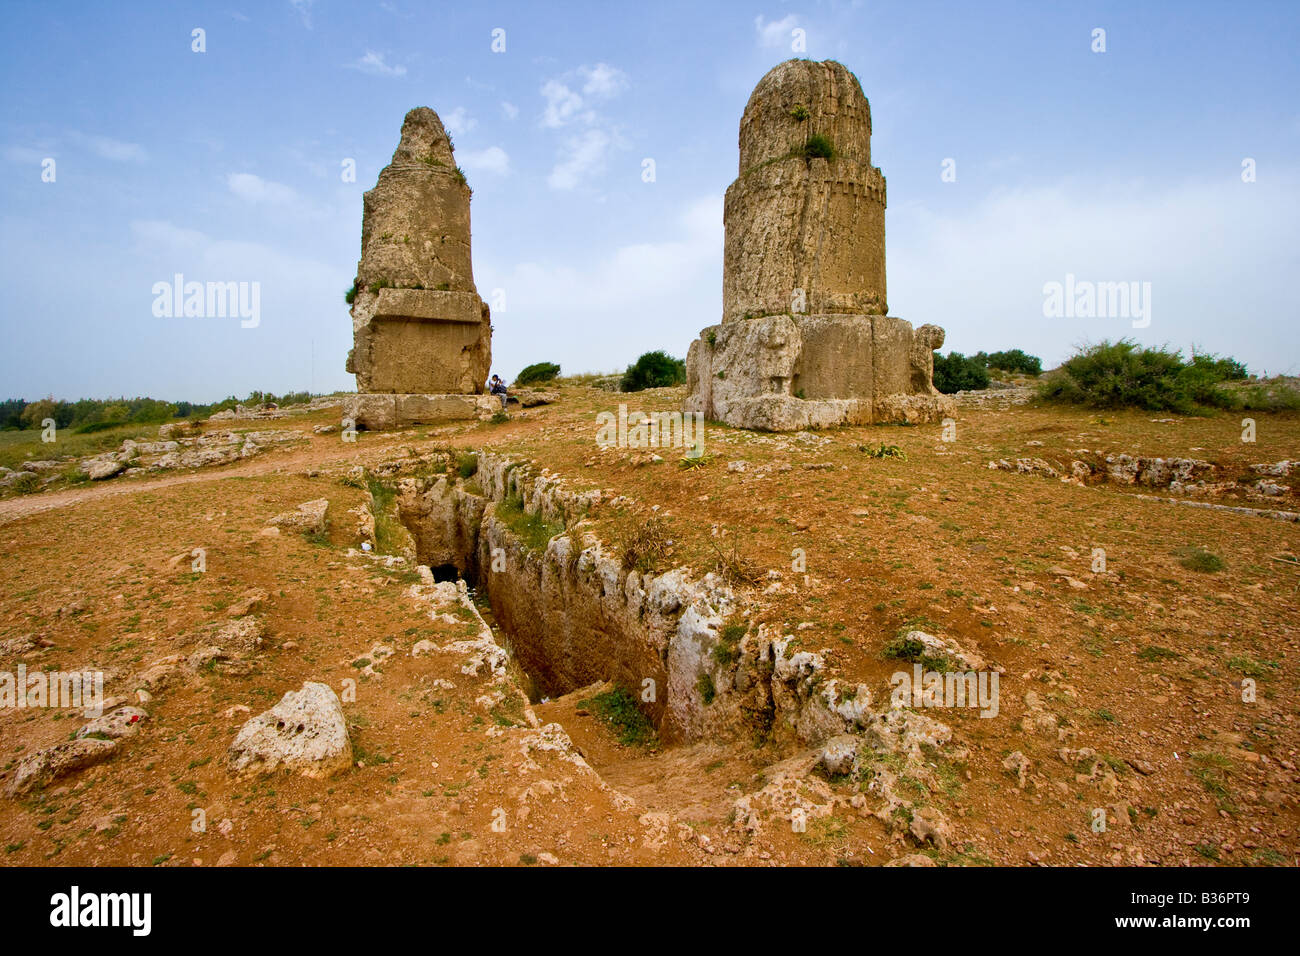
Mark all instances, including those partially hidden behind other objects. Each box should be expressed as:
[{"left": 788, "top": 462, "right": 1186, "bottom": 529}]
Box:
[
  {"left": 696, "top": 672, "right": 716, "bottom": 705},
  {"left": 579, "top": 688, "right": 657, "bottom": 747},
  {"left": 933, "top": 352, "right": 991, "bottom": 393},
  {"left": 495, "top": 492, "right": 563, "bottom": 553},
  {"left": 983, "top": 348, "right": 1042, "bottom": 376},
  {"left": 345, "top": 280, "right": 359, "bottom": 305},
  {"left": 620, "top": 350, "right": 686, "bottom": 392},
  {"left": 882, "top": 635, "right": 951, "bottom": 672},
  {"left": 859, "top": 442, "right": 907, "bottom": 460},
  {"left": 514, "top": 362, "right": 560, "bottom": 386},
  {"left": 489, "top": 410, "right": 510, "bottom": 425},
  {"left": 455, "top": 453, "right": 477, "bottom": 479},
  {"left": 1039, "top": 340, "right": 1242, "bottom": 413},
  {"left": 73, "top": 420, "right": 126, "bottom": 434},
  {"left": 365, "top": 475, "right": 403, "bottom": 555},
  {"left": 804, "top": 133, "right": 834, "bottom": 159},
  {"left": 1177, "top": 546, "right": 1224, "bottom": 573},
  {"left": 1188, "top": 352, "right": 1247, "bottom": 381}
]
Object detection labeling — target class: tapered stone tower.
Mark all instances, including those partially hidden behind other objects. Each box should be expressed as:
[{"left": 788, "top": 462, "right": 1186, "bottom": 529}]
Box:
[{"left": 344, "top": 107, "right": 497, "bottom": 429}]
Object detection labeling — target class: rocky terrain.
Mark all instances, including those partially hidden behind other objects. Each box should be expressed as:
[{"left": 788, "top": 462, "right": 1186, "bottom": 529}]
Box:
[{"left": 0, "top": 385, "right": 1296, "bottom": 867}]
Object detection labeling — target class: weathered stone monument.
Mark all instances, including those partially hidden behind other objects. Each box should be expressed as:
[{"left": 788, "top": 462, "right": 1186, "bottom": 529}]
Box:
[
  {"left": 684, "top": 60, "right": 954, "bottom": 431},
  {"left": 344, "top": 107, "right": 497, "bottom": 429}
]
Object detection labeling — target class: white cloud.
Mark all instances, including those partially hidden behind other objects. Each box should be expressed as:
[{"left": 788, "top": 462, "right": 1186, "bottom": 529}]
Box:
[
  {"left": 540, "top": 79, "right": 585, "bottom": 129},
  {"left": 547, "top": 129, "right": 611, "bottom": 190},
  {"left": 500, "top": 101, "right": 519, "bottom": 121},
  {"left": 442, "top": 107, "right": 476, "bottom": 138},
  {"left": 348, "top": 50, "right": 407, "bottom": 77},
  {"left": 68, "top": 132, "right": 146, "bottom": 162},
  {"left": 539, "top": 63, "right": 629, "bottom": 188},
  {"left": 459, "top": 146, "right": 510, "bottom": 177},
  {"left": 754, "top": 14, "right": 798, "bottom": 48},
  {"left": 579, "top": 63, "right": 628, "bottom": 98},
  {"left": 226, "top": 172, "right": 298, "bottom": 204},
  {"left": 539, "top": 62, "right": 627, "bottom": 129}
]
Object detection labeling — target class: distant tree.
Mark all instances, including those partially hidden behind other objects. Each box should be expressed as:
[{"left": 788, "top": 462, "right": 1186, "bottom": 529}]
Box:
[
  {"left": 18, "top": 398, "right": 56, "bottom": 430},
  {"left": 985, "top": 348, "right": 1043, "bottom": 376},
  {"left": 621, "top": 351, "right": 686, "bottom": 392},
  {"left": 515, "top": 362, "right": 561, "bottom": 386},
  {"left": 932, "top": 352, "right": 990, "bottom": 394},
  {"left": 128, "top": 398, "right": 177, "bottom": 423},
  {"left": 0, "top": 399, "right": 26, "bottom": 430}
]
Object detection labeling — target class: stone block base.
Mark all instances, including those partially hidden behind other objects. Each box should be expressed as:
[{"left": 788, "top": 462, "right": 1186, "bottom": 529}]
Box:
[
  {"left": 683, "top": 313, "right": 954, "bottom": 431},
  {"left": 343, "top": 393, "right": 500, "bottom": 430},
  {"left": 696, "top": 393, "right": 952, "bottom": 431}
]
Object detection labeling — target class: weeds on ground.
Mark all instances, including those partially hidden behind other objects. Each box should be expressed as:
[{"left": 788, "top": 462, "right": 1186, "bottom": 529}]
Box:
[
  {"left": 579, "top": 687, "right": 657, "bottom": 747},
  {"left": 619, "top": 515, "right": 670, "bottom": 574}
]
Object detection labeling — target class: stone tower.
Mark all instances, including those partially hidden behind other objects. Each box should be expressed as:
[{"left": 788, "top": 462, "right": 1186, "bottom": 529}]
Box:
[
  {"left": 685, "top": 60, "right": 952, "bottom": 431},
  {"left": 344, "top": 107, "right": 497, "bottom": 429}
]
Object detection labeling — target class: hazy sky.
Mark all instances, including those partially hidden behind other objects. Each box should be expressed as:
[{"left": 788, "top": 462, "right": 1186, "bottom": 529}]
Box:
[{"left": 2, "top": 0, "right": 1297, "bottom": 402}]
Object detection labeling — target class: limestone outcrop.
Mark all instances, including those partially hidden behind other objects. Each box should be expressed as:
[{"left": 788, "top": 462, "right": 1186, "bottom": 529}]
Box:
[
  {"left": 345, "top": 107, "right": 493, "bottom": 428},
  {"left": 5, "top": 738, "right": 118, "bottom": 797},
  {"left": 227, "top": 681, "right": 352, "bottom": 778},
  {"left": 685, "top": 60, "right": 953, "bottom": 431}
]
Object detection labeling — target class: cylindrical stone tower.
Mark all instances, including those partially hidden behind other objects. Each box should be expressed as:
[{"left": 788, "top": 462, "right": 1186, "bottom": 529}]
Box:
[{"left": 722, "top": 59, "right": 887, "bottom": 323}]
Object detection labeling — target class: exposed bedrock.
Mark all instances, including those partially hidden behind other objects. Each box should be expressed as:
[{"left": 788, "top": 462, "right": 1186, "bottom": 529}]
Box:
[{"left": 392, "top": 453, "right": 879, "bottom": 746}]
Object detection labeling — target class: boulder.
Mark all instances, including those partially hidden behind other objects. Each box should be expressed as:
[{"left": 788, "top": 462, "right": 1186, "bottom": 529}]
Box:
[
  {"left": 227, "top": 682, "right": 352, "bottom": 778},
  {"left": 83, "top": 457, "right": 125, "bottom": 481},
  {"left": 6, "top": 738, "right": 118, "bottom": 797},
  {"left": 269, "top": 498, "right": 329, "bottom": 535},
  {"left": 76, "top": 707, "right": 149, "bottom": 740}
]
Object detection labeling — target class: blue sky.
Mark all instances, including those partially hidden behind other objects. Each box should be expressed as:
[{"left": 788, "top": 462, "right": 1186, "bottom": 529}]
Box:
[{"left": 1, "top": 0, "right": 1297, "bottom": 402}]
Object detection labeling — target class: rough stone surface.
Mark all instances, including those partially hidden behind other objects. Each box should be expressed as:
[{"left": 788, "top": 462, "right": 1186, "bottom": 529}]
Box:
[
  {"left": 346, "top": 107, "right": 491, "bottom": 397},
  {"left": 343, "top": 392, "right": 499, "bottom": 430},
  {"left": 227, "top": 681, "right": 352, "bottom": 778},
  {"left": 684, "top": 60, "right": 951, "bottom": 431},
  {"left": 6, "top": 738, "right": 118, "bottom": 797},
  {"left": 84, "top": 458, "right": 126, "bottom": 480},
  {"left": 685, "top": 314, "right": 952, "bottom": 430},
  {"left": 269, "top": 498, "right": 329, "bottom": 535},
  {"left": 158, "top": 421, "right": 201, "bottom": 439},
  {"left": 726, "top": 60, "right": 885, "bottom": 322},
  {"left": 76, "top": 707, "right": 149, "bottom": 740}
]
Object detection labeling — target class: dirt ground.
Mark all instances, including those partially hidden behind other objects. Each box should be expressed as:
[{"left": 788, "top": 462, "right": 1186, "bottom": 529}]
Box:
[{"left": 0, "top": 387, "right": 1295, "bottom": 866}]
